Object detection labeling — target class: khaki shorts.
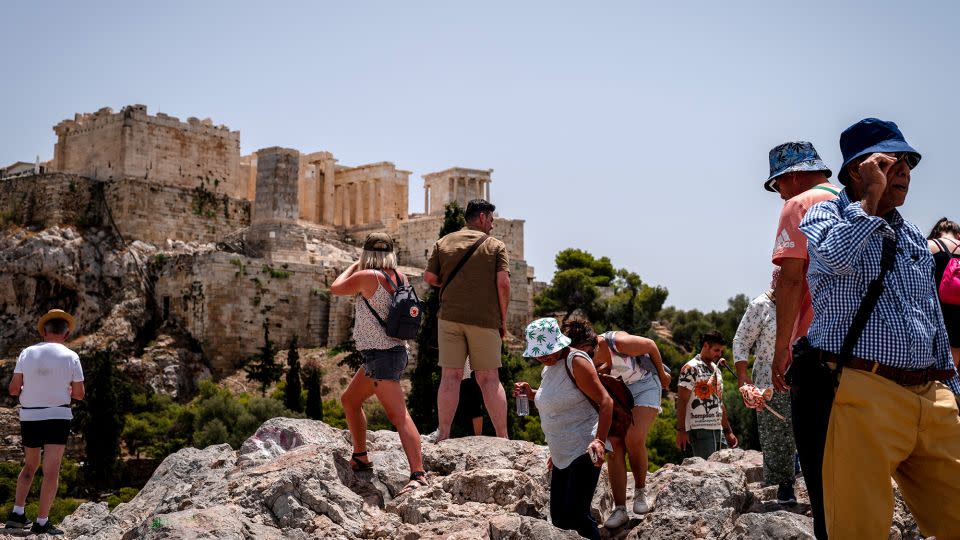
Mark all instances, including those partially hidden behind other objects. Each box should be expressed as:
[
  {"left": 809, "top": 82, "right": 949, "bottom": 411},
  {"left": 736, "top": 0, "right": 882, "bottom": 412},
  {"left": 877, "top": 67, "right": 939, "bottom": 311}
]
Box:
[{"left": 438, "top": 319, "right": 502, "bottom": 370}]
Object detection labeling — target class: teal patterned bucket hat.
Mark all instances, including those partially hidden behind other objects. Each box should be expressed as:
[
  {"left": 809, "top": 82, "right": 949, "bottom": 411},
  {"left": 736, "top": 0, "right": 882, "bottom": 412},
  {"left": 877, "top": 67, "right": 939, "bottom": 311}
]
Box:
[
  {"left": 764, "top": 141, "right": 832, "bottom": 192},
  {"left": 523, "top": 317, "right": 572, "bottom": 358}
]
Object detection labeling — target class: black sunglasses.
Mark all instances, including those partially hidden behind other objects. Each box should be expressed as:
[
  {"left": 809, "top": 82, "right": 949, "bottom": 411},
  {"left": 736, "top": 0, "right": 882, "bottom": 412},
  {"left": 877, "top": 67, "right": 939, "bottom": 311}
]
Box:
[{"left": 894, "top": 152, "right": 920, "bottom": 169}]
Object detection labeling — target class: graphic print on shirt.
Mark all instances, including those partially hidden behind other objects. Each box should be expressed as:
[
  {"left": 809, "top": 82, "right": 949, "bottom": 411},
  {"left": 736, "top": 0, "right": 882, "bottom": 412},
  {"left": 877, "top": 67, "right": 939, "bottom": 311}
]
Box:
[
  {"left": 679, "top": 358, "right": 724, "bottom": 430},
  {"left": 776, "top": 229, "right": 795, "bottom": 250}
]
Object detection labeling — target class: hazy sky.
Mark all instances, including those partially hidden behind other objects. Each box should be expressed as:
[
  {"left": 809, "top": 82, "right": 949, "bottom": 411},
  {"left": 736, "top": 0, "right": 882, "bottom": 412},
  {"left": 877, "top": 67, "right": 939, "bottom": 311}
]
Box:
[{"left": 2, "top": 1, "right": 956, "bottom": 311}]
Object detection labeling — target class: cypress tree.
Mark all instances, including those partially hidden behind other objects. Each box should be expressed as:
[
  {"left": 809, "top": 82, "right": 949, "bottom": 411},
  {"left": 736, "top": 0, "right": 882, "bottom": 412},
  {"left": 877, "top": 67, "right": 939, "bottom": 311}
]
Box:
[
  {"left": 246, "top": 320, "right": 283, "bottom": 396},
  {"left": 77, "top": 350, "right": 124, "bottom": 491},
  {"left": 284, "top": 335, "right": 304, "bottom": 412},
  {"left": 304, "top": 365, "right": 324, "bottom": 421}
]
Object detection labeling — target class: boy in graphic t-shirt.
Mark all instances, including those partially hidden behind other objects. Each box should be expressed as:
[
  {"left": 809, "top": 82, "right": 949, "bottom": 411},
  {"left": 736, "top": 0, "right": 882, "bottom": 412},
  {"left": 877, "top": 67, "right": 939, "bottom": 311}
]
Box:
[
  {"left": 676, "top": 331, "right": 737, "bottom": 459},
  {"left": 6, "top": 310, "right": 85, "bottom": 536}
]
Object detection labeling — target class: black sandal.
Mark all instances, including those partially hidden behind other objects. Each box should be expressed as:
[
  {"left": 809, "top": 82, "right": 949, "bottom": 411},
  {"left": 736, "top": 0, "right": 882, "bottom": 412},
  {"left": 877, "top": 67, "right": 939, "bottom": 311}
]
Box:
[
  {"left": 397, "top": 471, "right": 428, "bottom": 496},
  {"left": 350, "top": 451, "right": 374, "bottom": 471}
]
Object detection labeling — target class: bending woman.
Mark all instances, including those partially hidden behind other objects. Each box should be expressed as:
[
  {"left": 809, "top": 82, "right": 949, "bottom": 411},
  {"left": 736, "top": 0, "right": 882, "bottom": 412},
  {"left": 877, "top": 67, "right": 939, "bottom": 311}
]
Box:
[
  {"left": 331, "top": 232, "right": 426, "bottom": 496},
  {"left": 565, "top": 320, "right": 670, "bottom": 527},
  {"left": 514, "top": 317, "right": 612, "bottom": 540}
]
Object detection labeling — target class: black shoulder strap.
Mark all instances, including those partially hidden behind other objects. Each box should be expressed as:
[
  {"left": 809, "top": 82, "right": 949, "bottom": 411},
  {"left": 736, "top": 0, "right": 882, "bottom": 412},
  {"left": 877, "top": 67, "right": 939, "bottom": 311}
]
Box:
[
  {"left": 839, "top": 234, "right": 897, "bottom": 361},
  {"left": 361, "top": 271, "right": 394, "bottom": 329},
  {"left": 935, "top": 238, "right": 949, "bottom": 254},
  {"left": 439, "top": 234, "right": 489, "bottom": 301}
]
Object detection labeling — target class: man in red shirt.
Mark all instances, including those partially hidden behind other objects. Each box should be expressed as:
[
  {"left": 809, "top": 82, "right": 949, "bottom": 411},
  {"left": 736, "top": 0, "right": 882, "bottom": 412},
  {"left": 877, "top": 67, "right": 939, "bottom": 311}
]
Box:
[{"left": 764, "top": 141, "right": 837, "bottom": 539}]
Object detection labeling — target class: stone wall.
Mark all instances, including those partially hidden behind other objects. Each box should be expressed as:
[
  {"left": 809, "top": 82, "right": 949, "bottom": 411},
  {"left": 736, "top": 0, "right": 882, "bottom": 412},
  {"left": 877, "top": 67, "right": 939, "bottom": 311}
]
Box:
[
  {"left": 107, "top": 178, "right": 251, "bottom": 244},
  {"left": 0, "top": 173, "right": 251, "bottom": 245},
  {"left": 52, "top": 105, "right": 244, "bottom": 198},
  {"left": 0, "top": 174, "right": 104, "bottom": 229},
  {"left": 153, "top": 251, "right": 428, "bottom": 375},
  {"left": 335, "top": 162, "right": 410, "bottom": 229},
  {"left": 395, "top": 215, "right": 525, "bottom": 270},
  {"left": 153, "top": 251, "right": 337, "bottom": 375}
]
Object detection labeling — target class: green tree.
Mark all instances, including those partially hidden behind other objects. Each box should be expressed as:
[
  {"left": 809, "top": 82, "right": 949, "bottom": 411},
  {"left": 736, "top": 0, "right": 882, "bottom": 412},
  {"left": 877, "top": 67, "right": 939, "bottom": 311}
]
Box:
[
  {"left": 602, "top": 269, "right": 668, "bottom": 335},
  {"left": 76, "top": 350, "right": 126, "bottom": 491},
  {"left": 304, "top": 365, "right": 324, "bottom": 420},
  {"left": 246, "top": 320, "right": 283, "bottom": 396},
  {"left": 284, "top": 336, "right": 304, "bottom": 413},
  {"left": 408, "top": 202, "right": 465, "bottom": 429},
  {"left": 333, "top": 338, "right": 364, "bottom": 371}
]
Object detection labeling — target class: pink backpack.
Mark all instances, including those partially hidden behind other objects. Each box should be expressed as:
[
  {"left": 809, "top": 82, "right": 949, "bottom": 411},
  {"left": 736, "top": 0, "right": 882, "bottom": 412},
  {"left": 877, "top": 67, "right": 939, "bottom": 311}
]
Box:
[{"left": 936, "top": 240, "right": 960, "bottom": 305}]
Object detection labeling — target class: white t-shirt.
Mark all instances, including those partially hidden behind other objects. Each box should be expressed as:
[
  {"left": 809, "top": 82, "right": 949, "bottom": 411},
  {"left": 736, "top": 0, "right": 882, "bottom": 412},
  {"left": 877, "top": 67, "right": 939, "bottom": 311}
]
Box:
[
  {"left": 678, "top": 356, "right": 724, "bottom": 431},
  {"left": 14, "top": 342, "right": 84, "bottom": 421}
]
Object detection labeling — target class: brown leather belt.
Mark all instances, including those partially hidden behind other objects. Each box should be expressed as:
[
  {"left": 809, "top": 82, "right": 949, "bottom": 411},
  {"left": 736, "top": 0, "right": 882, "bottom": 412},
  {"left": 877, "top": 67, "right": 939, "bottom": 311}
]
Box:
[{"left": 821, "top": 352, "right": 954, "bottom": 386}]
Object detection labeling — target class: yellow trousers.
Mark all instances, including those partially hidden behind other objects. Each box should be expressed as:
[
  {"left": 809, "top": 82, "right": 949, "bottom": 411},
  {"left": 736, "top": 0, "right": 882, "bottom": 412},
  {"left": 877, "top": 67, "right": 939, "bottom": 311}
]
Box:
[{"left": 824, "top": 368, "right": 960, "bottom": 539}]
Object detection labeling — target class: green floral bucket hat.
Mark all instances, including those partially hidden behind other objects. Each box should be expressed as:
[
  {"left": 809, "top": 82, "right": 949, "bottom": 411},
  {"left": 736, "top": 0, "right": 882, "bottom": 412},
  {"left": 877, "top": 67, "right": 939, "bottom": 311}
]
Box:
[{"left": 523, "top": 317, "right": 572, "bottom": 358}]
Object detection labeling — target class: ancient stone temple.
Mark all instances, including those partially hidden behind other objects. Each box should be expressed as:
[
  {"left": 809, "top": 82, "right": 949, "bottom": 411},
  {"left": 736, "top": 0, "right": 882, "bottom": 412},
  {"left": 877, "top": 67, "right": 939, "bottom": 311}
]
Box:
[{"left": 1, "top": 104, "right": 536, "bottom": 372}]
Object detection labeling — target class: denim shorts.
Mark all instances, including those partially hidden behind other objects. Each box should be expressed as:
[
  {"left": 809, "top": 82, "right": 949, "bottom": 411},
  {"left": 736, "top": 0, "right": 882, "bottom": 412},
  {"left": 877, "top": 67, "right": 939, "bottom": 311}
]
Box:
[
  {"left": 361, "top": 346, "right": 408, "bottom": 381},
  {"left": 626, "top": 374, "right": 662, "bottom": 411}
]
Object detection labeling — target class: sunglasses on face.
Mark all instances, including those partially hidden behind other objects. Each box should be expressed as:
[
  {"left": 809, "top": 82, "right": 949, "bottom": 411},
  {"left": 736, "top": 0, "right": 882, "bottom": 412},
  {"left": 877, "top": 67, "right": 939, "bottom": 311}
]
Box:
[{"left": 893, "top": 152, "right": 920, "bottom": 169}]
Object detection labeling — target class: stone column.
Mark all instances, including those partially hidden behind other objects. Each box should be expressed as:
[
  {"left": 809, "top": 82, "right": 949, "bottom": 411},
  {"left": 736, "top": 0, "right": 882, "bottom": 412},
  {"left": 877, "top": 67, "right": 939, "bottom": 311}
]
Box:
[
  {"left": 448, "top": 177, "right": 455, "bottom": 205},
  {"left": 367, "top": 180, "right": 376, "bottom": 224},
  {"left": 374, "top": 179, "right": 383, "bottom": 223},
  {"left": 424, "top": 185, "right": 430, "bottom": 215},
  {"left": 253, "top": 147, "right": 299, "bottom": 224},
  {"left": 352, "top": 183, "right": 361, "bottom": 227}
]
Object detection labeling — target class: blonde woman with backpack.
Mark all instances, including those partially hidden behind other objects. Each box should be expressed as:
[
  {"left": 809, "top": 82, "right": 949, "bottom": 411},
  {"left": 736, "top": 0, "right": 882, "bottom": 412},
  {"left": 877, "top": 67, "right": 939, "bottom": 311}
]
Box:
[{"left": 331, "top": 232, "right": 426, "bottom": 496}]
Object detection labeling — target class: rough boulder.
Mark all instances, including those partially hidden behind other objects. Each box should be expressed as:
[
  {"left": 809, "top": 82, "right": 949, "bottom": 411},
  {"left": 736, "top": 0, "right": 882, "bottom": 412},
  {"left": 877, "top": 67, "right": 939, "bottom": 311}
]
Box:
[{"left": 55, "top": 418, "right": 924, "bottom": 539}]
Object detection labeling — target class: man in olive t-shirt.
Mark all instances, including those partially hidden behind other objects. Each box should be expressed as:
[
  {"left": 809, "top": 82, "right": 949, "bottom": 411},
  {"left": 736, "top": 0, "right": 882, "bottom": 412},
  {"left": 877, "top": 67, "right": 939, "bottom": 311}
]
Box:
[{"left": 424, "top": 199, "right": 511, "bottom": 441}]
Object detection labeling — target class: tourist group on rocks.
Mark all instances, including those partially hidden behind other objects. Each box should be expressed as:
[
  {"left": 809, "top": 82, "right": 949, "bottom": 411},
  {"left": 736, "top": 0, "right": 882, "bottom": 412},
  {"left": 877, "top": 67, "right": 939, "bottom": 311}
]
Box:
[{"left": 8, "top": 117, "right": 960, "bottom": 539}]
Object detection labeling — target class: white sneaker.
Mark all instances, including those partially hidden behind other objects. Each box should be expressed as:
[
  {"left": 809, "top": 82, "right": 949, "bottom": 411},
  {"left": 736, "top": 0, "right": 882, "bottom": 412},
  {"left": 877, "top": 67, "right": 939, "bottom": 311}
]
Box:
[
  {"left": 604, "top": 506, "right": 629, "bottom": 528},
  {"left": 633, "top": 487, "right": 650, "bottom": 514}
]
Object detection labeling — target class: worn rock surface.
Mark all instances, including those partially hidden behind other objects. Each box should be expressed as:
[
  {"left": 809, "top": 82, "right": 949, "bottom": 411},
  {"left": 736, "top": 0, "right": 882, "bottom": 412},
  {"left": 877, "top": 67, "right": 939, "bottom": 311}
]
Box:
[{"left": 42, "top": 420, "right": 926, "bottom": 539}]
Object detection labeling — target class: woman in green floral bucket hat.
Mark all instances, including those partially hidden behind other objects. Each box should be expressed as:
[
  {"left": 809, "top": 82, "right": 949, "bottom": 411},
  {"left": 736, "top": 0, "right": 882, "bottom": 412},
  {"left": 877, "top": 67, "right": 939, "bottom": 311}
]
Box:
[{"left": 514, "top": 317, "right": 613, "bottom": 540}]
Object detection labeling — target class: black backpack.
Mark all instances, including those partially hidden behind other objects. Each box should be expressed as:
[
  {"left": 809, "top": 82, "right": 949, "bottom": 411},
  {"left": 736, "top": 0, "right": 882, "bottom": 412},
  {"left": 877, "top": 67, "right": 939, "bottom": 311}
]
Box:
[{"left": 361, "top": 270, "right": 423, "bottom": 340}]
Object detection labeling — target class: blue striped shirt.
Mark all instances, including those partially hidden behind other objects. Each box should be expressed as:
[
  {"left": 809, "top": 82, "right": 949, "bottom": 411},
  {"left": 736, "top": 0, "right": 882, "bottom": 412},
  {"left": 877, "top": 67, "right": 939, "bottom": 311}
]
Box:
[{"left": 799, "top": 190, "right": 960, "bottom": 394}]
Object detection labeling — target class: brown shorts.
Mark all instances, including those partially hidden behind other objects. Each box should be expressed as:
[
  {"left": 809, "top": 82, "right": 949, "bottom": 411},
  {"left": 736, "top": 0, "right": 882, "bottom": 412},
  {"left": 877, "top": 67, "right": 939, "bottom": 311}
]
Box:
[{"left": 438, "top": 319, "right": 502, "bottom": 370}]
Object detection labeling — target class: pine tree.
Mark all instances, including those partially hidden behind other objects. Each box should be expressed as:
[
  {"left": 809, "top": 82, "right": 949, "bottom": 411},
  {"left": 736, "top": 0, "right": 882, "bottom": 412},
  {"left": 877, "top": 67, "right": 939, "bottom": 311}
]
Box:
[
  {"left": 284, "top": 335, "right": 304, "bottom": 412},
  {"left": 304, "top": 365, "right": 324, "bottom": 420},
  {"left": 246, "top": 320, "right": 283, "bottom": 396},
  {"left": 408, "top": 202, "right": 465, "bottom": 429}
]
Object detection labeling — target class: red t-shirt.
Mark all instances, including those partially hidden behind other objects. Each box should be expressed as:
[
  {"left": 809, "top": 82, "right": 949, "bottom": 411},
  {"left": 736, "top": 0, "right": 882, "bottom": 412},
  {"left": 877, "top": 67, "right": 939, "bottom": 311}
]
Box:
[{"left": 772, "top": 183, "right": 840, "bottom": 344}]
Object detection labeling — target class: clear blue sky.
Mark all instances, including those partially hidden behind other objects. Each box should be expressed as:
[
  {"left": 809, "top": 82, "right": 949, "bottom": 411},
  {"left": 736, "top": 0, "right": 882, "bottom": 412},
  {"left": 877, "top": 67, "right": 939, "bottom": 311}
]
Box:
[{"left": 1, "top": 1, "right": 956, "bottom": 311}]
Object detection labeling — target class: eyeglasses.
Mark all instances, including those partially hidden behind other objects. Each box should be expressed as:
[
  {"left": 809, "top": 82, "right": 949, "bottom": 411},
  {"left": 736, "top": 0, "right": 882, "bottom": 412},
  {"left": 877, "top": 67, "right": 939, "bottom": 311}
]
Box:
[{"left": 894, "top": 153, "right": 920, "bottom": 169}]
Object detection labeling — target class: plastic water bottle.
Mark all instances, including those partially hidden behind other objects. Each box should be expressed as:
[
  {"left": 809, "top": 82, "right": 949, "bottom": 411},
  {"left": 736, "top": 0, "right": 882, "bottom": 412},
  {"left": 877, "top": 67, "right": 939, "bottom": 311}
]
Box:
[{"left": 516, "top": 394, "right": 529, "bottom": 416}]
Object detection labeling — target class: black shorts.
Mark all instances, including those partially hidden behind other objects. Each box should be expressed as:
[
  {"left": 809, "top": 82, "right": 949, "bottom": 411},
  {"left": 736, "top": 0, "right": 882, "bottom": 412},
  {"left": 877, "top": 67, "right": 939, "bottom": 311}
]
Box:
[
  {"left": 361, "top": 346, "right": 408, "bottom": 381},
  {"left": 21, "top": 419, "right": 71, "bottom": 448}
]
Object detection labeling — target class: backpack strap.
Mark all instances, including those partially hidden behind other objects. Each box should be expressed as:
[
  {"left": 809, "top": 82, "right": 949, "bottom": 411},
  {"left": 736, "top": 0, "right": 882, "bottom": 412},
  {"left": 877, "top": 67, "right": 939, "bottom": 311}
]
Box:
[
  {"left": 439, "top": 234, "right": 489, "bottom": 302},
  {"left": 812, "top": 185, "right": 840, "bottom": 196},
  {"left": 378, "top": 269, "right": 400, "bottom": 292},
  {"left": 935, "top": 238, "right": 949, "bottom": 254},
  {"left": 361, "top": 271, "right": 394, "bottom": 330}
]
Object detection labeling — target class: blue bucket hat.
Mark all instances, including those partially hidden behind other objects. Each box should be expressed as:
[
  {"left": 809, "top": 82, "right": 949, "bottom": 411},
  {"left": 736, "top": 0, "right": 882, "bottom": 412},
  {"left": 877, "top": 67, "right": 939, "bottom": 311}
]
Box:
[
  {"left": 838, "top": 118, "right": 921, "bottom": 184},
  {"left": 764, "top": 141, "right": 832, "bottom": 192}
]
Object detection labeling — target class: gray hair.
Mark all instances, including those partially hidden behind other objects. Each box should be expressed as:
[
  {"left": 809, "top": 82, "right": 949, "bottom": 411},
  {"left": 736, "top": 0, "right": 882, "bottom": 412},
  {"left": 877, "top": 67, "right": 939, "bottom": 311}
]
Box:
[
  {"left": 43, "top": 318, "right": 70, "bottom": 335},
  {"left": 359, "top": 249, "right": 398, "bottom": 271}
]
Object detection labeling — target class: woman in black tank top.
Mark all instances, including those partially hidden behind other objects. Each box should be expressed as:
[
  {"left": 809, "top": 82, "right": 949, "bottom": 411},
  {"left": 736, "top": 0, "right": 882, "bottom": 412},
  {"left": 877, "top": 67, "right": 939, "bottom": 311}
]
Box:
[{"left": 927, "top": 218, "right": 960, "bottom": 365}]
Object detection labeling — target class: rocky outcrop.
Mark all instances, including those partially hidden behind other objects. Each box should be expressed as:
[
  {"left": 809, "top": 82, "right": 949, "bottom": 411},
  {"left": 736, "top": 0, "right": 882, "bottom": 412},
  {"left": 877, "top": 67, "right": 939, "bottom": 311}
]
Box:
[{"left": 45, "top": 418, "right": 871, "bottom": 539}]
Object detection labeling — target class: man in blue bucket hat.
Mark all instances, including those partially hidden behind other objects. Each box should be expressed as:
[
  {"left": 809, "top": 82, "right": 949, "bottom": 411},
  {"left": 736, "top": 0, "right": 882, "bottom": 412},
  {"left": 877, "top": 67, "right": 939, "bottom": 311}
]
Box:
[
  {"left": 761, "top": 141, "right": 838, "bottom": 535},
  {"left": 795, "top": 118, "right": 960, "bottom": 538}
]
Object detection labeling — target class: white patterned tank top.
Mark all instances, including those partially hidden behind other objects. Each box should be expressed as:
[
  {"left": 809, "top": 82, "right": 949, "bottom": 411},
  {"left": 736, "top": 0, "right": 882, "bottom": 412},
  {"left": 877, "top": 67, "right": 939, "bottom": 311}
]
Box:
[{"left": 353, "top": 278, "right": 405, "bottom": 351}]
